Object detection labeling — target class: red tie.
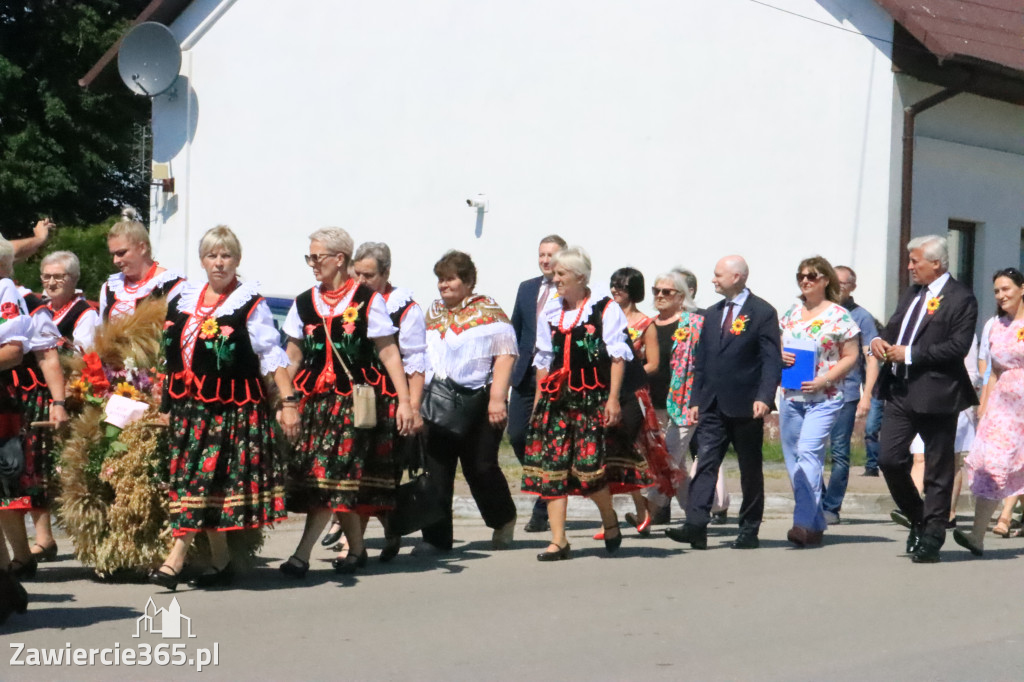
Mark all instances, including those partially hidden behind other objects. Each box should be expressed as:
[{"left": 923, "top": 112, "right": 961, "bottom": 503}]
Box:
[{"left": 721, "top": 302, "right": 735, "bottom": 339}]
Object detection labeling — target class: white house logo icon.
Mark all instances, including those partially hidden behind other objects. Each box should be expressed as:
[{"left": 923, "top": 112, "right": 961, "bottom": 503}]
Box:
[{"left": 134, "top": 597, "right": 196, "bottom": 639}]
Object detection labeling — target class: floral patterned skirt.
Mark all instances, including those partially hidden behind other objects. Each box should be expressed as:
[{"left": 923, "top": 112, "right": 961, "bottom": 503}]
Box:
[
  {"left": 522, "top": 387, "right": 650, "bottom": 498},
  {"left": 286, "top": 391, "right": 398, "bottom": 515},
  {"left": 602, "top": 391, "right": 653, "bottom": 494},
  {"left": 632, "top": 387, "right": 683, "bottom": 497},
  {"left": 0, "top": 386, "right": 48, "bottom": 511},
  {"left": 167, "top": 396, "right": 286, "bottom": 534}
]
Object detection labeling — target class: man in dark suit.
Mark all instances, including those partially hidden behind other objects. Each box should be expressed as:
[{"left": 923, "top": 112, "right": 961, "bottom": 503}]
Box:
[
  {"left": 870, "top": 235, "right": 978, "bottom": 563},
  {"left": 508, "top": 234, "right": 566, "bottom": 532},
  {"left": 666, "top": 255, "right": 782, "bottom": 550}
]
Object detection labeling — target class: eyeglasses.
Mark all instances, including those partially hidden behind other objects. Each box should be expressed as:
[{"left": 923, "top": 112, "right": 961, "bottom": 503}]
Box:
[
  {"left": 304, "top": 253, "right": 339, "bottom": 266},
  {"left": 40, "top": 274, "right": 68, "bottom": 283},
  {"left": 796, "top": 272, "right": 822, "bottom": 283},
  {"left": 651, "top": 287, "right": 678, "bottom": 297}
]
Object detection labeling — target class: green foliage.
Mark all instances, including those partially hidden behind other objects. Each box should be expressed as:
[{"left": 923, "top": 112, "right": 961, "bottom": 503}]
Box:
[
  {"left": 14, "top": 216, "right": 119, "bottom": 299},
  {"left": 0, "top": 1, "right": 153, "bottom": 239}
]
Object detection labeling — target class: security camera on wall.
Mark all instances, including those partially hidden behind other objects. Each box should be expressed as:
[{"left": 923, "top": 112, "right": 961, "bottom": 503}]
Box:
[{"left": 466, "top": 194, "right": 489, "bottom": 213}]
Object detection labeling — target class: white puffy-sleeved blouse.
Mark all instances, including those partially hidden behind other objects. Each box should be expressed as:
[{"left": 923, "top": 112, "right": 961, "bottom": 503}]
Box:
[
  {"left": 384, "top": 287, "right": 427, "bottom": 375},
  {"left": 424, "top": 295, "right": 518, "bottom": 390}
]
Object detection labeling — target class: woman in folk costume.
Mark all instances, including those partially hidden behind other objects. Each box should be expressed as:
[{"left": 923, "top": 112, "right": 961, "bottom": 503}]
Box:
[
  {"left": 0, "top": 239, "right": 68, "bottom": 578},
  {"left": 279, "top": 227, "right": 413, "bottom": 578},
  {"left": 320, "top": 241, "right": 428, "bottom": 562},
  {"left": 149, "top": 226, "right": 298, "bottom": 591},
  {"left": 99, "top": 208, "right": 185, "bottom": 323},
  {"left": 522, "top": 246, "right": 647, "bottom": 561}
]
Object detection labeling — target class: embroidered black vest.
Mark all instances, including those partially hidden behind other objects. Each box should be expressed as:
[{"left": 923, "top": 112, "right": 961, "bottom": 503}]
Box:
[
  {"left": 292, "top": 284, "right": 394, "bottom": 397},
  {"left": 55, "top": 299, "right": 95, "bottom": 344},
  {"left": 543, "top": 297, "right": 630, "bottom": 394},
  {"left": 165, "top": 293, "right": 265, "bottom": 405},
  {"left": 102, "top": 275, "right": 184, "bottom": 322}
]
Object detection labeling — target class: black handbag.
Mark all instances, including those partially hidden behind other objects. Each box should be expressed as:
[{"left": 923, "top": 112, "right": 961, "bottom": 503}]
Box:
[
  {"left": 420, "top": 377, "right": 489, "bottom": 438},
  {"left": 389, "top": 436, "right": 446, "bottom": 537},
  {"left": 0, "top": 437, "right": 24, "bottom": 499}
]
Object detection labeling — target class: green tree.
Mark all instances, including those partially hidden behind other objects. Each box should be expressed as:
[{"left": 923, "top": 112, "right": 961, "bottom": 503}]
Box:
[{"left": 0, "top": 1, "right": 152, "bottom": 239}]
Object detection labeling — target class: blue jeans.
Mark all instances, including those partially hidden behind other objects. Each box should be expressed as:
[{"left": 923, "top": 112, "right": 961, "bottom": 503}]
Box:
[
  {"left": 780, "top": 398, "right": 843, "bottom": 532},
  {"left": 863, "top": 397, "right": 884, "bottom": 471},
  {"left": 823, "top": 400, "right": 858, "bottom": 513}
]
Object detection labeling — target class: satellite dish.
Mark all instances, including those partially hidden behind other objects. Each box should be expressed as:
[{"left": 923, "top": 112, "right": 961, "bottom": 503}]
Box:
[{"left": 117, "top": 22, "right": 181, "bottom": 97}]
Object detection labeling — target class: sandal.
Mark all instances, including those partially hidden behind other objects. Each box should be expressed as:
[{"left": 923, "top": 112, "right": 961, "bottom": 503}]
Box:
[
  {"left": 993, "top": 521, "right": 1011, "bottom": 538},
  {"left": 30, "top": 542, "right": 58, "bottom": 562}
]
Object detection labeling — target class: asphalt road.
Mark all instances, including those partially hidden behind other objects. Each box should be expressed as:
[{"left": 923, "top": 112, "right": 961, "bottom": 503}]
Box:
[{"left": 4, "top": 512, "right": 1023, "bottom": 681}]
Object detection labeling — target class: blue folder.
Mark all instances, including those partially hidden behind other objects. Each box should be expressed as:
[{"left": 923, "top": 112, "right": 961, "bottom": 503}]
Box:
[{"left": 781, "top": 345, "right": 816, "bottom": 390}]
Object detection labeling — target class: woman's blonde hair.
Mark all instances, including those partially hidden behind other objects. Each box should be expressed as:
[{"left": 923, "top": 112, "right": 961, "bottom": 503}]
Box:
[
  {"left": 107, "top": 206, "right": 152, "bottom": 258},
  {"left": 309, "top": 227, "right": 354, "bottom": 266},
  {"left": 199, "top": 225, "right": 242, "bottom": 261}
]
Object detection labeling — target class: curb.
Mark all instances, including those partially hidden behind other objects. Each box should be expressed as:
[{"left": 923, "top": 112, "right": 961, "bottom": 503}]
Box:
[{"left": 453, "top": 493, "right": 979, "bottom": 521}]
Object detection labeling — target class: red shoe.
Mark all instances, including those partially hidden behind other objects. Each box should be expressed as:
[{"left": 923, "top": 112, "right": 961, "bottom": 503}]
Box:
[
  {"left": 593, "top": 529, "right": 605, "bottom": 540},
  {"left": 625, "top": 512, "right": 652, "bottom": 537}
]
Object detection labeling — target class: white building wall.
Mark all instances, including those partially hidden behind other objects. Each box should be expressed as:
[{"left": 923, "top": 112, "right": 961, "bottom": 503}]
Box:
[
  {"left": 895, "top": 76, "right": 1024, "bottom": 326},
  {"left": 150, "top": 0, "right": 895, "bottom": 317}
]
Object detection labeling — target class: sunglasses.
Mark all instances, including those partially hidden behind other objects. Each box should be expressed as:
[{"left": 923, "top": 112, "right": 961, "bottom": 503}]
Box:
[
  {"left": 304, "top": 253, "right": 339, "bottom": 266},
  {"left": 796, "top": 272, "right": 822, "bottom": 283},
  {"left": 651, "top": 287, "right": 678, "bottom": 297}
]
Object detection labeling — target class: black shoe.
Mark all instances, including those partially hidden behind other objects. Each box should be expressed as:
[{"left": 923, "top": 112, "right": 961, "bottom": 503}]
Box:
[
  {"left": 709, "top": 511, "right": 728, "bottom": 526},
  {"left": 188, "top": 563, "right": 234, "bottom": 589},
  {"left": 906, "top": 527, "right": 921, "bottom": 555},
  {"left": 0, "top": 571, "right": 28, "bottom": 615},
  {"left": 862, "top": 468, "right": 880, "bottom": 477},
  {"left": 148, "top": 564, "right": 181, "bottom": 592},
  {"left": 30, "top": 542, "right": 58, "bottom": 563},
  {"left": 665, "top": 523, "right": 707, "bottom": 550},
  {"left": 650, "top": 506, "right": 671, "bottom": 526},
  {"left": 604, "top": 515, "right": 623, "bottom": 554},
  {"left": 952, "top": 529, "right": 982, "bottom": 557},
  {"left": 731, "top": 530, "right": 760, "bottom": 549},
  {"left": 945, "top": 518, "right": 957, "bottom": 529},
  {"left": 321, "top": 524, "right": 344, "bottom": 547},
  {"left": 7, "top": 557, "right": 37, "bottom": 580},
  {"left": 524, "top": 516, "right": 549, "bottom": 533},
  {"left": 279, "top": 555, "right": 310, "bottom": 578},
  {"left": 333, "top": 549, "right": 368, "bottom": 574},
  {"left": 536, "top": 542, "right": 571, "bottom": 562},
  {"left": 890, "top": 510, "right": 912, "bottom": 529},
  {"left": 911, "top": 537, "right": 942, "bottom": 564},
  {"left": 379, "top": 535, "right": 401, "bottom": 562}
]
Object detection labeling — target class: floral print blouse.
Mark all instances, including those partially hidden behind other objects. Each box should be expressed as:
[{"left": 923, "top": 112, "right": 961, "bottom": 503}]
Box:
[{"left": 779, "top": 302, "right": 859, "bottom": 402}]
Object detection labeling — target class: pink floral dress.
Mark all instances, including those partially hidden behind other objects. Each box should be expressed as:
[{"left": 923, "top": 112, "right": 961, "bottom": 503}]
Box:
[
  {"left": 966, "top": 317, "right": 1024, "bottom": 500},
  {"left": 779, "top": 302, "right": 860, "bottom": 402}
]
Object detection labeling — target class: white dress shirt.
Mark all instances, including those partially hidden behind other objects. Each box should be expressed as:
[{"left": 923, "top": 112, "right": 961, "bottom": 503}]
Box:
[{"left": 896, "top": 272, "right": 950, "bottom": 366}]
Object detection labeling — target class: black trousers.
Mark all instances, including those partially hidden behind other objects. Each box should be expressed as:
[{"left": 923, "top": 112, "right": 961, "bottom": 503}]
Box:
[
  {"left": 421, "top": 418, "right": 517, "bottom": 550},
  {"left": 507, "top": 370, "right": 548, "bottom": 521},
  {"left": 878, "top": 393, "right": 957, "bottom": 540},
  {"left": 685, "top": 401, "right": 764, "bottom": 531}
]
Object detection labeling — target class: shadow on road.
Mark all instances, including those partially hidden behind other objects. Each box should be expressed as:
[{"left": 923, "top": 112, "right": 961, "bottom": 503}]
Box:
[{"left": 3, "top": 604, "right": 138, "bottom": 635}]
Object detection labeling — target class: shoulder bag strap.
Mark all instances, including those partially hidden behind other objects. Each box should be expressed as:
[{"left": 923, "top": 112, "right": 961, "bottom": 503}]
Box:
[{"left": 321, "top": 316, "right": 357, "bottom": 385}]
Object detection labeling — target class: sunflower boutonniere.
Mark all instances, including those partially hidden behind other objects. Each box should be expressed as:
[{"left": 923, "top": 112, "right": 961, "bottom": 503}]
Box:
[
  {"left": 925, "top": 295, "right": 943, "bottom": 315},
  {"left": 1016, "top": 327, "right": 1024, "bottom": 343},
  {"left": 672, "top": 327, "right": 690, "bottom": 343},
  {"left": 730, "top": 315, "right": 750, "bottom": 336}
]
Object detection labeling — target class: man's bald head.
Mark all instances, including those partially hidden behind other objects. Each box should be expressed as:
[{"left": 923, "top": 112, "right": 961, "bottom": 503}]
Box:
[{"left": 712, "top": 255, "right": 749, "bottom": 298}]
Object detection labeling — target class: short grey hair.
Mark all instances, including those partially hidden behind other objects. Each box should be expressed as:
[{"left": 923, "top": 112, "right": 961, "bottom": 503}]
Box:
[
  {"left": 907, "top": 235, "right": 948, "bottom": 270},
  {"left": 552, "top": 246, "right": 591, "bottom": 286},
  {"left": 0, "top": 239, "right": 13, "bottom": 273},
  {"left": 353, "top": 241, "right": 392, "bottom": 275},
  {"left": 308, "top": 227, "right": 354, "bottom": 263},
  {"left": 655, "top": 271, "right": 698, "bottom": 312},
  {"left": 41, "top": 250, "right": 82, "bottom": 283},
  {"left": 673, "top": 267, "right": 698, "bottom": 298},
  {"left": 835, "top": 265, "right": 857, "bottom": 283}
]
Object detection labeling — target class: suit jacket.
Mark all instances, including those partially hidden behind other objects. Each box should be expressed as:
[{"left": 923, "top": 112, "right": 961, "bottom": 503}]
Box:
[
  {"left": 691, "top": 292, "right": 782, "bottom": 418},
  {"left": 877, "top": 275, "right": 978, "bottom": 414},
  {"left": 510, "top": 275, "right": 543, "bottom": 389}
]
